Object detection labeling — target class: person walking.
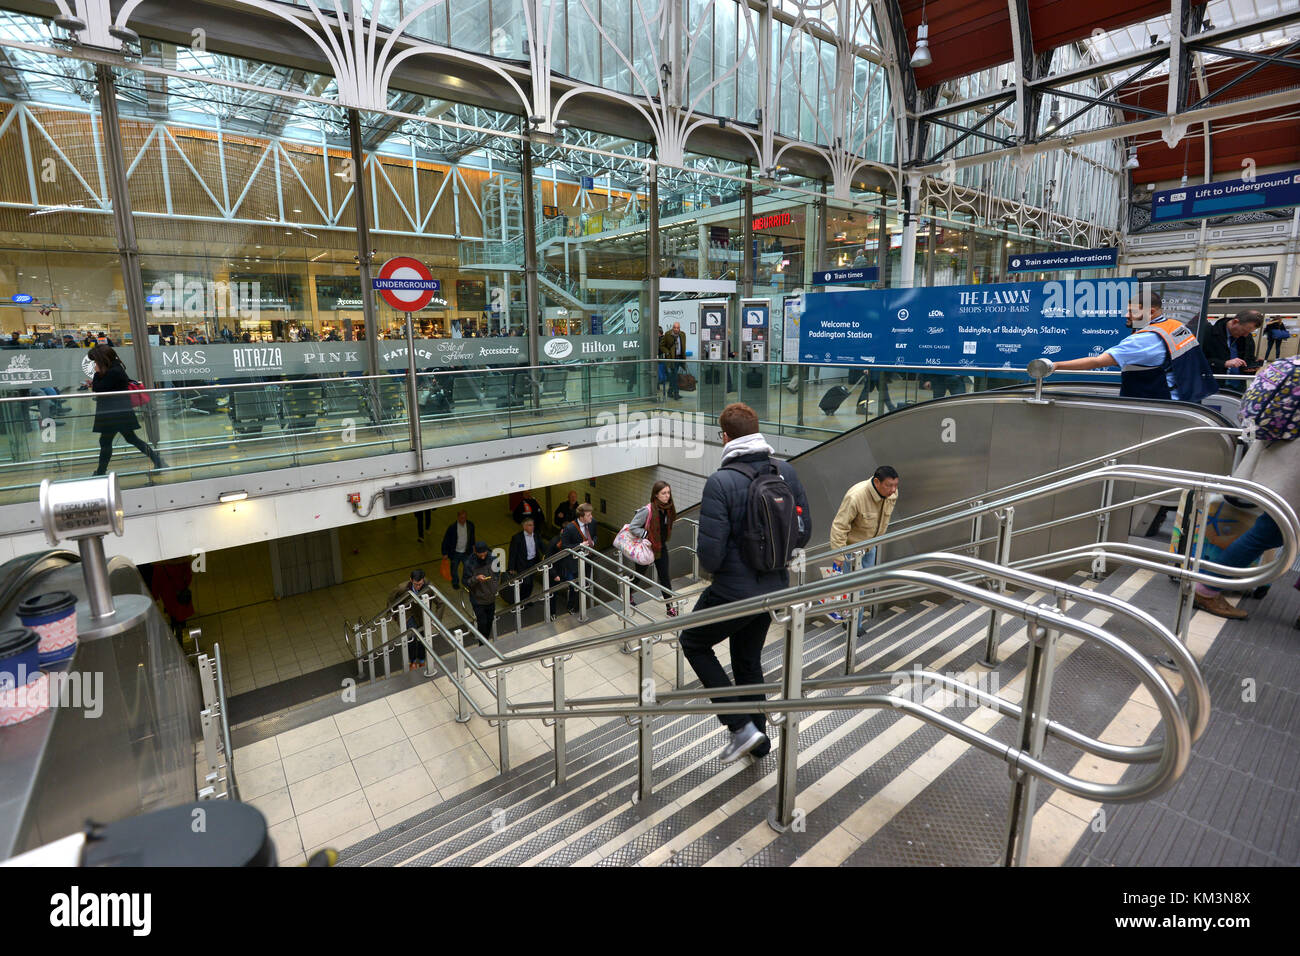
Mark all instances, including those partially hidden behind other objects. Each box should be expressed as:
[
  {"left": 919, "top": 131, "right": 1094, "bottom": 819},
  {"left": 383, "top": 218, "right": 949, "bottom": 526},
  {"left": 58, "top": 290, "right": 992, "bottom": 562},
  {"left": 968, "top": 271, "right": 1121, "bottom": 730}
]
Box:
[
  {"left": 440, "top": 510, "right": 475, "bottom": 590},
  {"left": 553, "top": 489, "right": 581, "bottom": 527},
  {"left": 1263, "top": 318, "right": 1290, "bottom": 361},
  {"left": 830, "top": 465, "right": 900, "bottom": 565},
  {"left": 550, "top": 503, "right": 595, "bottom": 615},
  {"left": 1193, "top": 357, "right": 1300, "bottom": 619},
  {"left": 679, "top": 403, "right": 811, "bottom": 764},
  {"left": 628, "top": 480, "right": 678, "bottom": 614},
  {"left": 512, "top": 489, "right": 545, "bottom": 528},
  {"left": 87, "top": 344, "right": 166, "bottom": 476},
  {"left": 414, "top": 507, "right": 433, "bottom": 543},
  {"left": 464, "top": 541, "right": 500, "bottom": 642},
  {"left": 661, "top": 322, "right": 686, "bottom": 399},
  {"left": 387, "top": 569, "right": 434, "bottom": 668},
  {"left": 507, "top": 516, "right": 544, "bottom": 602}
]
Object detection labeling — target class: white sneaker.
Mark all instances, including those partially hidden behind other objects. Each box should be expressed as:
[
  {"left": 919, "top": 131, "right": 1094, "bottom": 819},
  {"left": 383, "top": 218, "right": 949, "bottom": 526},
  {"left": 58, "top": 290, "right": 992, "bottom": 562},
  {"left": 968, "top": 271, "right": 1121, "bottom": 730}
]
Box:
[{"left": 718, "top": 722, "right": 764, "bottom": 763}]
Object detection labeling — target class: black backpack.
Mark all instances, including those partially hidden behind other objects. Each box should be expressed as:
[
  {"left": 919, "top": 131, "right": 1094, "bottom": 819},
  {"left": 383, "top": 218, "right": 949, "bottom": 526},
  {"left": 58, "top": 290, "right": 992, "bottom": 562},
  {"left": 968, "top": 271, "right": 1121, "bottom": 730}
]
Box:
[{"left": 723, "top": 459, "right": 798, "bottom": 572}]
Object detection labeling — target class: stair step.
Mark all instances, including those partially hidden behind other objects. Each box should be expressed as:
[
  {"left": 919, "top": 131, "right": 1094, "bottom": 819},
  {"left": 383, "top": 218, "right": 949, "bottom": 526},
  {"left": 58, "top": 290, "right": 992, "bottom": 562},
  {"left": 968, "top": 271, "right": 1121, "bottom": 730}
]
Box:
[{"left": 340, "top": 563, "right": 1160, "bottom": 866}]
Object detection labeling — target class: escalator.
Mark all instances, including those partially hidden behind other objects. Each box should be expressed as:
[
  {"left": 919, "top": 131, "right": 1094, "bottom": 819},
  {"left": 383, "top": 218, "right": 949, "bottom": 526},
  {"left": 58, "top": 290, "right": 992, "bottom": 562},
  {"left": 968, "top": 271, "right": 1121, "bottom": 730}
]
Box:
[
  {"left": 0, "top": 549, "right": 201, "bottom": 859},
  {"left": 669, "top": 385, "right": 1237, "bottom": 581}
]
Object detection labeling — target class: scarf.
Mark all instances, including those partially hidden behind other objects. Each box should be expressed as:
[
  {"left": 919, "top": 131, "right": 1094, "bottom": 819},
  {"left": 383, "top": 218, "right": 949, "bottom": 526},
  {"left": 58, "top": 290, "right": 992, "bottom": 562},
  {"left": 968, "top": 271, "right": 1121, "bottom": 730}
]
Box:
[
  {"left": 720, "top": 432, "right": 775, "bottom": 464},
  {"left": 645, "top": 499, "right": 675, "bottom": 557}
]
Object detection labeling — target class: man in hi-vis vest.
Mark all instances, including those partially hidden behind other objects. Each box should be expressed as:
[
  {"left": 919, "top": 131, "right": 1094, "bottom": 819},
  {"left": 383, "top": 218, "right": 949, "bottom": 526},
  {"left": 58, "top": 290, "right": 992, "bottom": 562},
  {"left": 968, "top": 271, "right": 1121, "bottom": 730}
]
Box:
[{"left": 1042, "top": 291, "right": 1218, "bottom": 404}]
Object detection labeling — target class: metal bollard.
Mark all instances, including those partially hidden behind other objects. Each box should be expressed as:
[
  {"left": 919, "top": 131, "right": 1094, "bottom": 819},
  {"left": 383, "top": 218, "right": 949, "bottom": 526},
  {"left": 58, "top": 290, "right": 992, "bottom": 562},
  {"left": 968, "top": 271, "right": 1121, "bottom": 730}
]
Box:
[
  {"left": 1093, "top": 459, "right": 1117, "bottom": 578},
  {"left": 397, "top": 605, "right": 409, "bottom": 672},
  {"left": 495, "top": 667, "right": 511, "bottom": 774},
  {"left": 636, "top": 636, "right": 654, "bottom": 802},
  {"left": 551, "top": 656, "right": 568, "bottom": 789},
  {"left": 513, "top": 578, "right": 523, "bottom": 633},
  {"left": 978, "top": 507, "right": 1015, "bottom": 668},
  {"left": 770, "top": 603, "right": 806, "bottom": 832},
  {"left": 453, "top": 628, "right": 471, "bottom": 723},
  {"left": 578, "top": 556, "right": 588, "bottom": 622}
]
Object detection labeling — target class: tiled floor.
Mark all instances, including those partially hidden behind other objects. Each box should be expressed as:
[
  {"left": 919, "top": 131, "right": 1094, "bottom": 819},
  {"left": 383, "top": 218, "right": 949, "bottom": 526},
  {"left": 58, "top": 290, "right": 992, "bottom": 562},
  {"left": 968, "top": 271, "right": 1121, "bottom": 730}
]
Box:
[
  {"left": 193, "top": 499, "right": 546, "bottom": 695},
  {"left": 232, "top": 616, "right": 699, "bottom": 866}
]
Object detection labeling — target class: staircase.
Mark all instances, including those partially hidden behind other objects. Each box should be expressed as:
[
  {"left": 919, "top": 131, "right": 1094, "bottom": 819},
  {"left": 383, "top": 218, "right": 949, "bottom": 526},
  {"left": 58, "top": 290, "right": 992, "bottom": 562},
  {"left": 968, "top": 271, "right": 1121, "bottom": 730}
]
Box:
[{"left": 337, "top": 563, "right": 1168, "bottom": 867}]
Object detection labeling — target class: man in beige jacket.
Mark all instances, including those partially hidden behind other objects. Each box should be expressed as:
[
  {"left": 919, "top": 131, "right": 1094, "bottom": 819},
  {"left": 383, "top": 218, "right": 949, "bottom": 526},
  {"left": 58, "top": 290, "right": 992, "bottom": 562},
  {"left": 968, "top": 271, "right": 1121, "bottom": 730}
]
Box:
[{"left": 830, "top": 465, "right": 900, "bottom": 567}]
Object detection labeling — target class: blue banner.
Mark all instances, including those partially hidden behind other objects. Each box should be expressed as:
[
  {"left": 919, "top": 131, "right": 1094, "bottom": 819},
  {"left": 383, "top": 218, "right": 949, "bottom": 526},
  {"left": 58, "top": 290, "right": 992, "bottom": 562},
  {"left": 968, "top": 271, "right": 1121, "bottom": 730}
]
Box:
[
  {"left": 813, "top": 267, "right": 880, "bottom": 285},
  {"left": 799, "top": 278, "right": 1208, "bottom": 369},
  {"left": 1006, "top": 247, "right": 1117, "bottom": 273},
  {"left": 1152, "top": 168, "right": 1300, "bottom": 224}
]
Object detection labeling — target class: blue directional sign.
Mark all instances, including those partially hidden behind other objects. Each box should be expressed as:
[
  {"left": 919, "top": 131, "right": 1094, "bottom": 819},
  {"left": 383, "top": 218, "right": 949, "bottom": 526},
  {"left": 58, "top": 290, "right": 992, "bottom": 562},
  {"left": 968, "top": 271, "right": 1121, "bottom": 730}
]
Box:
[
  {"left": 813, "top": 267, "right": 879, "bottom": 285},
  {"left": 1152, "top": 168, "right": 1300, "bottom": 224},
  {"left": 11, "top": 293, "right": 33, "bottom": 304},
  {"left": 1006, "top": 247, "right": 1118, "bottom": 273},
  {"left": 581, "top": 176, "right": 594, "bottom": 190}
]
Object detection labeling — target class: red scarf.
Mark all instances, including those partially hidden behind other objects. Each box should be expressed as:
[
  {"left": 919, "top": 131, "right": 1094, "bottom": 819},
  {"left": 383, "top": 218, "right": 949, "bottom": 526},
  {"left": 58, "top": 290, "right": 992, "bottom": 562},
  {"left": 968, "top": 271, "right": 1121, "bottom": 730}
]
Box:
[{"left": 645, "top": 499, "right": 675, "bottom": 556}]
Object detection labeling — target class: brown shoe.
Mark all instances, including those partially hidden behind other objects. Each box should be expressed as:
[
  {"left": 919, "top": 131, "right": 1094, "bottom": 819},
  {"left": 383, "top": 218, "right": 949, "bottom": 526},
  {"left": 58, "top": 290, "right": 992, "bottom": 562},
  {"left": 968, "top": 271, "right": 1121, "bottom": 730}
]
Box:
[{"left": 1193, "top": 592, "right": 1248, "bottom": 620}]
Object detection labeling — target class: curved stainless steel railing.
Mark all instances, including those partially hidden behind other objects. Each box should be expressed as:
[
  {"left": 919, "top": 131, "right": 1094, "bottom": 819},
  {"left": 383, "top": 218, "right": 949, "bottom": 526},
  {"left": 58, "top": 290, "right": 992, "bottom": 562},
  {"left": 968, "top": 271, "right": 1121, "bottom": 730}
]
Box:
[{"left": 341, "top": 463, "right": 1295, "bottom": 863}]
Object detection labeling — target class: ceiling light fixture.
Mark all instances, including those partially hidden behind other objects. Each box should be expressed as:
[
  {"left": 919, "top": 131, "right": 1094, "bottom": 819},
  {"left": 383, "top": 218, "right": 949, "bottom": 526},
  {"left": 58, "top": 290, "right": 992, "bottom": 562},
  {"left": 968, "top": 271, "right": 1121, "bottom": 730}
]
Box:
[
  {"left": 1045, "top": 99, "right": 1062, "bottom": 132},
  {"left": 910, "top": 0, "right": 932, "bottom": 69},
  {"left": 1125, "top": 144, "right": 1140, "bottom": 169},
  {"left": 219, "top": 491, "right": 248, "bottom": 503}
]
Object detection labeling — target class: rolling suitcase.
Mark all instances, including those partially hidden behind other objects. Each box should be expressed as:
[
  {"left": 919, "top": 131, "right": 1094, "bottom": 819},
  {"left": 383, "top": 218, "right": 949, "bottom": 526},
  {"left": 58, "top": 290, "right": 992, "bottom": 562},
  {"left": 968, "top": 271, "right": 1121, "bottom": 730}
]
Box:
[{"left": 819, "top": 384, "right": 851, "bottom": 413}]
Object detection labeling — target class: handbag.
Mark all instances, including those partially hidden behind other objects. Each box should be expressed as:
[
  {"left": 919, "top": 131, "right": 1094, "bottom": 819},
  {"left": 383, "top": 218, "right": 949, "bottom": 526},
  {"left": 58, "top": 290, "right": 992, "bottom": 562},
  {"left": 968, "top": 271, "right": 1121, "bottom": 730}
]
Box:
[
  {"left": 614, "top": 523, "right": 654, "bottom": 565},
  {"left": 127, "top": 380, "right": 150, "bottom": 407},
  {"left": 439, "top": 556, "right": 452, "bottom": 581}
]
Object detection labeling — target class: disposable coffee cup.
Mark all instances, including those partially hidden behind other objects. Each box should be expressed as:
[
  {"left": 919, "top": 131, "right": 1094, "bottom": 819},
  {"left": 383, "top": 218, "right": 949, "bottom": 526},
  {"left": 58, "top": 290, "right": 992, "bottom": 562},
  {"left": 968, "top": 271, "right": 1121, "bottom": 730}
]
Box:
[
  {"left": 0, "top": 627, "right": 41, "bottom": 689},
  {"left": 17, "top": 591, "right": 79, "bottom": 666}
]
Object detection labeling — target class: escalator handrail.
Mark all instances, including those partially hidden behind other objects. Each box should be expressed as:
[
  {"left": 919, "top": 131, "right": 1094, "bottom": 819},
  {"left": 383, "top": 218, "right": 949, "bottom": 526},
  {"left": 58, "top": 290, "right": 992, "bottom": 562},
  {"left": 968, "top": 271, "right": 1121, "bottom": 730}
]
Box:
[
  {"left": 813, "top": 424, "right": 1240, "bottom": 549},
  {"left": 799, "top": 464, "right": 1297, "bottom": 592},
  {"left": 0, "top": 549, "right": 79, "bottom": 615}
]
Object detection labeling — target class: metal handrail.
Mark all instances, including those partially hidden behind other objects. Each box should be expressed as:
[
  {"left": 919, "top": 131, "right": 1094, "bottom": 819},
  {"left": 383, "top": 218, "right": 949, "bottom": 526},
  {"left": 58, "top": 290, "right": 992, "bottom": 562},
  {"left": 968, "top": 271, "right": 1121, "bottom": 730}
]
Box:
[
  {"left": 810, "top": 424, "right": 1240, "bottom": 550},
  {"left": 800, "top": 464, "right": 1297, "bottom": 590},
  {"left": 408, "top": 552, "right": 1195, "bottom": 802}
]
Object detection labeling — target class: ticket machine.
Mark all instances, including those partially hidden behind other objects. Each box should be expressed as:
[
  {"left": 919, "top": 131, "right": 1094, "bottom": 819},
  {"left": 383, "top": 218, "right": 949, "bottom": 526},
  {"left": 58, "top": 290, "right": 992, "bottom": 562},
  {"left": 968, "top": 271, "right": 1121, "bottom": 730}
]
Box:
[
  {"left": 739, "top": 297, "right": 770, "bottom": 415},
  {"left": 698, "top": 299, "right": 729, "bottom": 403}
]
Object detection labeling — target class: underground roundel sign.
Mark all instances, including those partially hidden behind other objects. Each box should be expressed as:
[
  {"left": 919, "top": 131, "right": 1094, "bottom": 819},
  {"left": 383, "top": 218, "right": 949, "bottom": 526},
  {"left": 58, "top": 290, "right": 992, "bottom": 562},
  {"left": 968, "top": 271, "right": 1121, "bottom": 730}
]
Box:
[{"left": 373, "top": 256, "right": 441, "bottom": 312}]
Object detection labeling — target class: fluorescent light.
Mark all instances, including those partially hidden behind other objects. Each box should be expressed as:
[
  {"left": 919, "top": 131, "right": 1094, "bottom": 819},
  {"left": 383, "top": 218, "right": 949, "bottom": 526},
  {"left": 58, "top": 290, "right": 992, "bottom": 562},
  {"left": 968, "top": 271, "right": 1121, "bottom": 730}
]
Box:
[
  {"left": 546, "top": 442, "right": 569, "bottom": 452},
  {"left": 219, "top": 491, "right": 248, "bottom": 503}
]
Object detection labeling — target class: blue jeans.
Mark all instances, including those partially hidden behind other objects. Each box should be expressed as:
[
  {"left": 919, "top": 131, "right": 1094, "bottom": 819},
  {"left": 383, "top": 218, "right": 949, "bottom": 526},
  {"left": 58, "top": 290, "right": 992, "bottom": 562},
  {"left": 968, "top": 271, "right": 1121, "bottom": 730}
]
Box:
[
  {"left": 856, "top": 548, "right": 877, "bottom": 632},
  {"left": 1205, "top": 513, "right": 1283, "bottom": 592}
]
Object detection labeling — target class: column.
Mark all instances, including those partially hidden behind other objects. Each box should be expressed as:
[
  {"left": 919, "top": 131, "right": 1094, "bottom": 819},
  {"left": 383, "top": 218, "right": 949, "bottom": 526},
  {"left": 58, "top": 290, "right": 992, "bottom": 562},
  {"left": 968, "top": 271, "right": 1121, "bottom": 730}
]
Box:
[
  {"left": 347, "top": 111, "right": 380, "bottom": 377},
  {"left": 521, "top": 136, "right": 541, "bottom": 371},
  {"left": 94, "top": 65, "right": 154, "bottom": 436}
]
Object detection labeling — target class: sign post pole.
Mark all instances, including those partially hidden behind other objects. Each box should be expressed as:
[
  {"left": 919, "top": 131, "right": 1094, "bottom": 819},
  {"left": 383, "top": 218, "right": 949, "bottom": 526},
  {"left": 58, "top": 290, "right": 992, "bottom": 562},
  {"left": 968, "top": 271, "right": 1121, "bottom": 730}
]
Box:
[{"left": 404, "top": 312, "right": 424, "bottom": 472}]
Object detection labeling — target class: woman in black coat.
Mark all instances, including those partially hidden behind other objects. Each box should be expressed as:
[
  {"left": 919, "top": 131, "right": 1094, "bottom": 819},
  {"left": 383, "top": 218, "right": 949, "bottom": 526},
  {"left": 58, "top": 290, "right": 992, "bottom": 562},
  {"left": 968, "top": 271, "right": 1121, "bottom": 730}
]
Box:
[{"left": 88, "top": 344, "right": 166, "bottom": 476}]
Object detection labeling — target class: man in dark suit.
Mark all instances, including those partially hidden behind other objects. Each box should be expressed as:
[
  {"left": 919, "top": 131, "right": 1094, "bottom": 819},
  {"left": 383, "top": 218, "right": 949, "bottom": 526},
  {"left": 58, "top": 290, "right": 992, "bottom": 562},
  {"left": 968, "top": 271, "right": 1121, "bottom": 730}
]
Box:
[
  {"left": 507, "top": 516, "right": 544, "bottom": 602},
  {"left": 440, "top": 509, "right": 475, "bottom": 590},
  {"left": 551, "top": 503, "right": 596, "bottom": 615},
  {"left": 1200, "top": 310, "right": 1263, "bottom": 389},
  {"left": 553, "top": 489, "right": 581, "bottom": 527}
]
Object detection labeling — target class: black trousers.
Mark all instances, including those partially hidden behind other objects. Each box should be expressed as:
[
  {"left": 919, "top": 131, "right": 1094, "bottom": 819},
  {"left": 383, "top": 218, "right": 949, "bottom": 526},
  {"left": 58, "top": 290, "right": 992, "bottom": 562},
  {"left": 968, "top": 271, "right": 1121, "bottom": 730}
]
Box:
[
  {"left": 643, "top": 549, "right": 672, "bottom": 598},
  {"left": 1265, "top": 338, "right": 1283, "bottom": 360},
  {"left": 510, "top": 559, "right": 540, "bottom": 602},
  {"left": 679, "top": 587, "right": 773, "bottom": 735},
  {"left": 415, "top": 510, "right": 432, "bottom": 539},
  {"left": 471, "top": 601, "right": 495, "bottom": 641},
  {"left": 94, "top": 428, "right": 157, "bottom": 475}
]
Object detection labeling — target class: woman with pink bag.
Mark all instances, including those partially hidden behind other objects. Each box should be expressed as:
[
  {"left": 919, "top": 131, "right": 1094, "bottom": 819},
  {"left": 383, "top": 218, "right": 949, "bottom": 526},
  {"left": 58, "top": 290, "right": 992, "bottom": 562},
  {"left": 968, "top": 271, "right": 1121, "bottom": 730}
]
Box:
[{"left": 626, "top": 481, "right": 678, "bottom": 614}]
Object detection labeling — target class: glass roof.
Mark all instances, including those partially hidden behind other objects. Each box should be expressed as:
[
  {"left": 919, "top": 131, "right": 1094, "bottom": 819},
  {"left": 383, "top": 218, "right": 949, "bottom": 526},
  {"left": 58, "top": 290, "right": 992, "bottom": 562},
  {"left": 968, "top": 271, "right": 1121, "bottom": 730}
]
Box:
[{"left": 1083, "top": 0, "right": 1299, "bottom": 79}]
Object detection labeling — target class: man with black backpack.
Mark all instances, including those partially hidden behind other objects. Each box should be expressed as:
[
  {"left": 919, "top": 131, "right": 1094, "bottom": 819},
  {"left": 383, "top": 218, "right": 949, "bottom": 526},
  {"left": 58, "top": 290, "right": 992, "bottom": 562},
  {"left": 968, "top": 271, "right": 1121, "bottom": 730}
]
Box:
[{"left": 681, "top": 403, "right": 811, "bottom": 764}]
